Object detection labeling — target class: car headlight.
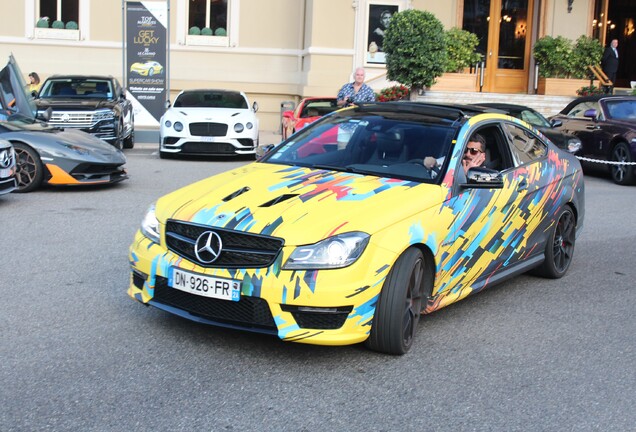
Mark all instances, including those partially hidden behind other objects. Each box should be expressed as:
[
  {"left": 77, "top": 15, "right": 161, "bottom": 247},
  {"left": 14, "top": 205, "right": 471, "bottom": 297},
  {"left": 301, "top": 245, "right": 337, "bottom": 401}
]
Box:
[
  {"left": 164, "top": 120, "right": 172, "bottom": 128},
  {"left": 282, "top": 232, "right": 370, "bottom": 270},
  {"left": 174, "top": 122, "right": 183, "bottom": 132},
  {"left": 93, "top": 109, "right": 115, "bottom": 121},
  {"left": 246, "top": 122, "right": 253, "bottom": 130},
  {"left": 567, "top": 137, "right": 582, "bottom": 153},
  {"left": 234, "top": 123, "right": 244, "bottom": 133},
  {"left": 140, "top": 203, "right": 160, "bottom": 243}
]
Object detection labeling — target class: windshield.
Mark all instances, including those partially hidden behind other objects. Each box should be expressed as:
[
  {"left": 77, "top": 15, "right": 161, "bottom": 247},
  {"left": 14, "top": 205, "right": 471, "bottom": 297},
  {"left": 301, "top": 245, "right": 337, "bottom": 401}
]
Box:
[
  {"left": 519, "top": 109, "right": 550, "bottom": 128},
  {"left": 605, "top": 100, "right": 636, "bottom": 120},
  {"left": 0, "top": 55, "right": 38, "bottom": 120},
  {"left": 261, "top": 110, "right": 457, "bottom": 183},
  {"left": 173, "top": 91, "right": 248, "bottom": 109},
  {"left": 39, "top": 78, "right": 114, "bottom": 99}
]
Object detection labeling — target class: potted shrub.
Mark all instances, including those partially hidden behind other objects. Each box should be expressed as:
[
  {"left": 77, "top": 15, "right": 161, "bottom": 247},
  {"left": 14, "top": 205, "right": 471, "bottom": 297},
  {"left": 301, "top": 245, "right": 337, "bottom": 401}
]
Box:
[
  {"left": 383, "top": 10, "right": 447, "bottom": 98},
  {"left": 432, "top": 27, "right": 481, "bottom": 92},
  {"left": 534, "top": 35, "right": 589, "bottom": 96}
]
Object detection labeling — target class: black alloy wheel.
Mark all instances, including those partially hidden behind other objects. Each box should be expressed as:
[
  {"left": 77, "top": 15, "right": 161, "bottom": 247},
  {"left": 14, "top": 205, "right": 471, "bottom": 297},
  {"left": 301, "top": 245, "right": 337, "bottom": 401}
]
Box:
[
  {"left": 532, "top": 206, "right": 576, "bottom": 278},
  {"left": 610, "top": 142, "right": 635, "bottom": 185},
  {"left": 13, "top": 142, "right": 44, "bottom": 193},
  {"left": 366, "top": 247, "right": 432, "bottom": 355}
]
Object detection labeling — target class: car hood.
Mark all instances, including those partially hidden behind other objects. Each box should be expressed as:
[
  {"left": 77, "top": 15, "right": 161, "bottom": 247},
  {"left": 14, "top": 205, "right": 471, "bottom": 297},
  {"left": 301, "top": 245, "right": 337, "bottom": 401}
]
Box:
[
  {"left": 156, "top": 163, "right": 444, "bottom": 245},
  {"left": 162, "top": 107, "right": 254, "bottom": 122},
  {"left": 36, "top": 98, "right": 118, "bottom": 110}
]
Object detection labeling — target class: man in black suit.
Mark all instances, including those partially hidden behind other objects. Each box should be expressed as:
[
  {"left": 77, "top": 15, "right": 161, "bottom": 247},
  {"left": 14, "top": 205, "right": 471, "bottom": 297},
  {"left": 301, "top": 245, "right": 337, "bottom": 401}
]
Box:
[{"left": 601, "top": 39, "right": 619, "bottom": 93}]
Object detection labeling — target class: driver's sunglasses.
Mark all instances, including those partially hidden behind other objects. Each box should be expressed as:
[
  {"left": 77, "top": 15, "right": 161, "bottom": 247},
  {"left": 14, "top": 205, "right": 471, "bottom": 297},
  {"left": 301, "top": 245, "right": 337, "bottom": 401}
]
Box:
[{"left": 465, "top": 147, "right": 483, "bottom": 155}]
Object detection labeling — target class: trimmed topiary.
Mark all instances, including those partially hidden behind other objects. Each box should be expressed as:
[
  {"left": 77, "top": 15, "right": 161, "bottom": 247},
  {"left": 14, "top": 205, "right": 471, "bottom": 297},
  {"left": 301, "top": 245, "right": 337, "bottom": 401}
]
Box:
[
  {"left": 36, "top": 17, "right": 50, "bottom": 28},
  {"left": 214, "top": 27, "right": 226, "bottom": 36},
  {"left": 52, "top": 20, "right": 65, "bottom": 29},
  {"left": 188, "top": 26, "right": 201, "bottom": 35},
  {"left": 201, "top": 27, "right": 213, "bottom": 36},
  {"left": 444, "top": 27, "right": 482, "bottom": 73},
  {"left": 383, "top": 9, "right": 447, "bottom": 94},
  {"left": 66, "top": 21, "right": 78, "bottom": 30}
]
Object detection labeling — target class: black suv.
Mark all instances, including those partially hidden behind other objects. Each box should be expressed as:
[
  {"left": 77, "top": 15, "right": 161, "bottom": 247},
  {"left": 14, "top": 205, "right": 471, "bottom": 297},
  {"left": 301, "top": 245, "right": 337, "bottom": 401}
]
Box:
[{"left": 35, "top": 75, "right": 135, "bottom": 149}]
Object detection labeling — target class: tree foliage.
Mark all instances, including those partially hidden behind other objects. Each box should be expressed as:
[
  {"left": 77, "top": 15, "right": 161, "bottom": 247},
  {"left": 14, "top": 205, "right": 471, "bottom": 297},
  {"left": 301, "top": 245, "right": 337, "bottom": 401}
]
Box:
[
  {"left": 444, "top": 27, "right": 482, "bottom": 73},
  {"left": 571, "top": 36, "right": 603, "bottom": 79},
  {"left": 383, "top": 10, "right": 447, "bottom": 90},
  {"left": 533, "top": 36, "right": 574, "bottom": 78}
]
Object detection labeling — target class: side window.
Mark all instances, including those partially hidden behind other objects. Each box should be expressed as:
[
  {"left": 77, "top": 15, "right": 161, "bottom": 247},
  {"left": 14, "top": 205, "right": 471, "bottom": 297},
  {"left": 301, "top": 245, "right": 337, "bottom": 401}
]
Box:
[
  {"left": 465, "top": 125, "right": 514, "bottom": 173},
  {"left": 568, "top": 101, "right": 599, "bottom": 119},
  {"left": 503, "top": 123, "right": 547, "bottom": 166}
]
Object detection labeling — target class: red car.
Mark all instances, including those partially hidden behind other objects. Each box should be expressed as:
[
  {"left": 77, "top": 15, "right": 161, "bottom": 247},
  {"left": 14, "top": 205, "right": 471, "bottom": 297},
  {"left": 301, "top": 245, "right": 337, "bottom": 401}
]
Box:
[{"left": 281, "top": 97, "right": 339, "bottom": 140}]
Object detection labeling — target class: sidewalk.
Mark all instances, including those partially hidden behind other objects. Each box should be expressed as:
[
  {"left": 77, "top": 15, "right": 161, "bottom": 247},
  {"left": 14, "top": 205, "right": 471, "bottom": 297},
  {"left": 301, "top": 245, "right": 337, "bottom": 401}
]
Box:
[{"left": 134, "top": 128, "right": 282, "bottom": 148}]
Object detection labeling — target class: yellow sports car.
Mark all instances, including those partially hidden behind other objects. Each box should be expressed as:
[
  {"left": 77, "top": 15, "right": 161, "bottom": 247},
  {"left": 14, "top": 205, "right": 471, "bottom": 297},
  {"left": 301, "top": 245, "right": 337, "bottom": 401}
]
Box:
[
  {"left": 128, "top": 102, "right": 585, "bottom": 354},
  {"left": 129, "top": 60, "right": 164, "bottom": 76}
]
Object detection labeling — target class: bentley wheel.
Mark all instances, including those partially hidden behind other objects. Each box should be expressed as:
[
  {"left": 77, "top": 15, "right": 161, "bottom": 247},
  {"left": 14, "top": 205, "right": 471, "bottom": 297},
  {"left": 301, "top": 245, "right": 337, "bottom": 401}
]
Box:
[
  {"left": 532, "top": 206, "right": 576, "bottom": 279},
  {"left": 610, "top": 142, "right": 635, "bottom": 185},
  {"left": 366, "top": 247, "right": 431, "bottom": 355},
  {"left": 13, "top": 142, "right": 44, "bottom": 193}
]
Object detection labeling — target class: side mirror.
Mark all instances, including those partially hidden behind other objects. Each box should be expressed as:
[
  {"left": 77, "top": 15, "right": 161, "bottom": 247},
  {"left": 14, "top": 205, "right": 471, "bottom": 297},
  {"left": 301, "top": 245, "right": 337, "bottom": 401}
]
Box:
[
  {"left": 252, "top": 101, "right": 259, "bottom": 113},
  {"left": 31, "top": 90, "right": 39, "bottom": 98},
  {"left": 282, "top": 110, "right": 294, "bottom": 119},
  {"left": 255, "top": 143, "right": 276, "bottom": 160},
  {"left": 36, "top": 107, "right": 52, "bottom": 122},
  {"left": 583, "top": 108, "right": 598, "bottom": 120},
  {"left": 550, "top": 118, "right": 562, "bottom": 128},
  {"left": 165, "top": 100, "right": 171, "bottom": 110},
  {"left": 461, "top": 167, "right": 504, "bottom": 189}
]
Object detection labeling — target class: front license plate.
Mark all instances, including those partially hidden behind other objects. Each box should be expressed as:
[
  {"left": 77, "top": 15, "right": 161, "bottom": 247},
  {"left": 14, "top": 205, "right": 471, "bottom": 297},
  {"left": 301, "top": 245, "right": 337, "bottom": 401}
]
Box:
[
  {"left": 169, "top": 268, "right": 240, "bottom": 301},
  {"left": 201, "top": 136, "right": 215, "bottom": 142}
]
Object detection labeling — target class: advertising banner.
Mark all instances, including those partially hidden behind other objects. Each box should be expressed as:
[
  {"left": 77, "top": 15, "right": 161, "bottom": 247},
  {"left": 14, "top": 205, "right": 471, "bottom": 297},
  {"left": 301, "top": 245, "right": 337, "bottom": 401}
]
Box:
[{"left": 125, "top": 1, "right": 168, "bottom": 127}]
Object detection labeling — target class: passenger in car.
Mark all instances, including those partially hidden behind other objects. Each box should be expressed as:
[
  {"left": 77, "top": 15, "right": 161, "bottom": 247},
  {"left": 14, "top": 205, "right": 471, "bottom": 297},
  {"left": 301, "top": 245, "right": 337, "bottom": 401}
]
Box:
[{"left": 462, "top": 133, "right": 487, "bottom": 174}]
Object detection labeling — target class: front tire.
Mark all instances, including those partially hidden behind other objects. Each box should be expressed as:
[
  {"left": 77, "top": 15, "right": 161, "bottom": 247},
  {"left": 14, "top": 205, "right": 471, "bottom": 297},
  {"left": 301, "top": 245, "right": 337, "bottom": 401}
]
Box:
[
  {"left": 532, "top": 206, "right": 576, "bottom": 278},
  {"left": 124, "top": 129, "right": 135, "bottom": 149},
  {"left": 609, "top": 142, "right": 635, "bottom": 185},
  {"left": 365, "top": 247, "right": 431, "bottom": 355},
  {"left": 13, "top": 142, "right": 44, "bottom": 193}
]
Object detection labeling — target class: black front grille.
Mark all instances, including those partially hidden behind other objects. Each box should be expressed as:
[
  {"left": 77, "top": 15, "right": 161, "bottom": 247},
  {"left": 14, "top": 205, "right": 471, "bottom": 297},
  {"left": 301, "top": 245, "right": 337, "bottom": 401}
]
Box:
[
  {"left": 181, "top": 142, "right": 236, "bottom": 154},
  {"left": 153, "top": 276, "right": 277, "bottom": 331},
  {"left": 189, "top": 122, "right": 228, "bottom": 137},
  {"left": 165, "top": 220, "right": 284, "bottom": 268}
]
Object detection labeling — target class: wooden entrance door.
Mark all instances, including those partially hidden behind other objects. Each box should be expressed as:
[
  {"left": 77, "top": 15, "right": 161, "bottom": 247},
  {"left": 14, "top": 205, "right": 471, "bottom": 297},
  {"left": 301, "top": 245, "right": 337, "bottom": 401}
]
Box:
[{"left": 463, "top": 0, "right": 534, "bottom": 93}]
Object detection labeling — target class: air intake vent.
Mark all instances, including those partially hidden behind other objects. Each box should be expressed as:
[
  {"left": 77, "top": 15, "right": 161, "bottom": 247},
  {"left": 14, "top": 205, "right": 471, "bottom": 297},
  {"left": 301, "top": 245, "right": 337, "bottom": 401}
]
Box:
[
  {"left": 259, "top": 194, "right": 298, "bottom": 207},
  {"left": 223, "top": 187, "right": 250, "bottom": 202}
]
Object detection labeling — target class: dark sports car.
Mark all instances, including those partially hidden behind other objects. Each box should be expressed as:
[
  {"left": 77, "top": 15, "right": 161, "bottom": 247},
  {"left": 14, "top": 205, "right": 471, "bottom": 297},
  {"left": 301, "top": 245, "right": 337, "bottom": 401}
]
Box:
[
  {"left": 473, "top": 103, "right": 582, "bottom": 154},
  {"left": 0, "top": 55, "right": 128, "bottom": 192},
  {"left": 550, "top": 95, "right": 636, "bottom": 185}
]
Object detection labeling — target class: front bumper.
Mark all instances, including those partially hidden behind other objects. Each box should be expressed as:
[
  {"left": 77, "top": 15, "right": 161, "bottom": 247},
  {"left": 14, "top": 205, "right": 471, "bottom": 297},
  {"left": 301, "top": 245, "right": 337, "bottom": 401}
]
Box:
[
  {"left": 127, "top": 231, "right": 389, "bottom": 346},
  {"left": 160, "top": 135, "right": 258, "bottom": 156}
]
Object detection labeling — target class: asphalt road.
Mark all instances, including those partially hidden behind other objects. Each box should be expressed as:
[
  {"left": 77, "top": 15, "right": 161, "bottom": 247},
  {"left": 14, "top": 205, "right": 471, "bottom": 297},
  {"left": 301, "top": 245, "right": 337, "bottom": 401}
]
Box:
[{"left": 1, "top": 146, "right": 634, "bottom": 432}]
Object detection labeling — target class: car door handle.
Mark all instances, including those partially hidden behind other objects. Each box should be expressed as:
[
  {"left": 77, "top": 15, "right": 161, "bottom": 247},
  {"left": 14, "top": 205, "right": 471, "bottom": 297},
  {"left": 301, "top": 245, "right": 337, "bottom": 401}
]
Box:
[{"left": 586, "top": 125, "right": 601, "bottom": 130}]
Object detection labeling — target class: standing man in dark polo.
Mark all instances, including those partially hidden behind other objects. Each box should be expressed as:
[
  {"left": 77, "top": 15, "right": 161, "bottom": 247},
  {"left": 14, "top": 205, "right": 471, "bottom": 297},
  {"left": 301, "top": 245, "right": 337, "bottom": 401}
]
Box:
[{"left": 601, "top": 39, "right": 619, "bottom": 94}]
